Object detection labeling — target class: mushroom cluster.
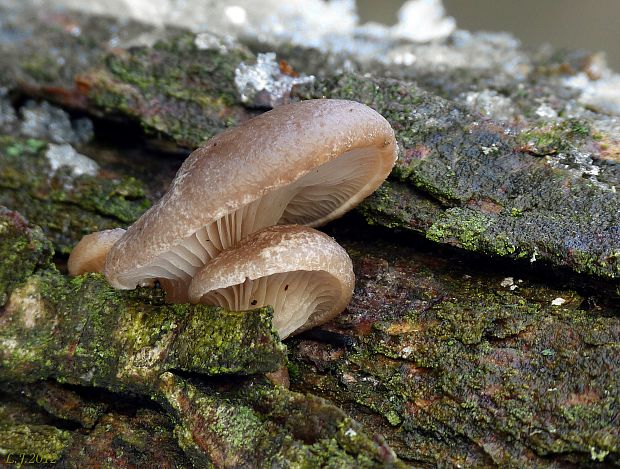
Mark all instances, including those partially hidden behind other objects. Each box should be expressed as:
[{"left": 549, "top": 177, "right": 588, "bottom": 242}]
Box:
[{"left": 69, "top": 99, "right": 397, "bottom": 338}]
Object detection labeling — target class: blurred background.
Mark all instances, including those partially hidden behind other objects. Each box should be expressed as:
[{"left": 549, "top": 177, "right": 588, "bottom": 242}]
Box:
[{"left": 358, "top": 0, "right": 620, "bottom": 70}]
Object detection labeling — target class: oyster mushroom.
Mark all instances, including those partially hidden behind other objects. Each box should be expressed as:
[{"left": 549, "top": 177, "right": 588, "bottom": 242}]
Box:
[
  {"left": 102, "top": 99, "right": 396, "bottom": 301},
  {"left": 67, "top": 228, "right": 126, "bottom": 275},
  {"left": 188, "top": 225, "right": 354, "bottom": 339}
]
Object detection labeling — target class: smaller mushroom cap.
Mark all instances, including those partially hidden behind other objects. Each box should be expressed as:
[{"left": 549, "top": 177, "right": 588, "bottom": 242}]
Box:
[
  {"left": 188, "top": 225, "right": 354, "bottom": 339},
  {"left": 67, "top": 228, "right": 126, "bottom": 276}
]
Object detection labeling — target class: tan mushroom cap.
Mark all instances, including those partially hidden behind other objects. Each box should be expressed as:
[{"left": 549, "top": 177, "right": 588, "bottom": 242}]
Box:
[
  {"left": 104, "top": 99, "right": 396, "bottom": 300},
  {"left": 188, "top": 225, "right": 354, "bottom": 339},
  {"left": 67, "top": 228, "right": 126, "bottom": 276}
]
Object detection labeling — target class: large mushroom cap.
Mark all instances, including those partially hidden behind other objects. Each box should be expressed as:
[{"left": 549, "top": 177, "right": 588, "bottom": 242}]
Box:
[
  {"left": 67, "top": 228, "right": 126, "bottom": 276},
  {"left": 188, "top": 225, "right": 354, "bottom": 339},
  {"left": 104, "top": 99, "right": 395, "bottom": 300}
]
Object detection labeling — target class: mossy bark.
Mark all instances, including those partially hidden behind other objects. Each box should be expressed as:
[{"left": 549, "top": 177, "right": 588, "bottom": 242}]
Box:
[
  {"left": 0, "top": 208, "right": 401, "bottom": 467},
  {"left": 0, "top": 272, "right": 285, "bottom": 394},
  {"left": 0, "top": 136, "right": 150, "bottom": 254},
  {"left": 1, "top": 381, "right": 107, "bottom": 429},
  {"left": 287, "top": 234, "right": 619, "bottom": 467},
  {"left": 294, "top": 75, "right": 619, "bottom": 280},
  {"left": 0, "top": 207, "right": 285, "bottom": 394},
  {"left": 0, "top": 387, "right": 192, "bottom": 468},
  {"left": 157, "top": 372, "right": 405, "bottom": 468},
  {"left": 0, "top": 4, "right": 618, "bottom": 468},
  {"left": 2, "top": 4, "right": 616, "bottom": 277}
]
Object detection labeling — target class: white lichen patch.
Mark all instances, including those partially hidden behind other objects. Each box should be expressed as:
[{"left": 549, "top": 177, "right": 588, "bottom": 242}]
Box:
[
  {"left": 122, "top": 345, "right": 166, "bottom": 370},
  {"left": 194, "top": 31, "right": 239, "bottom": 53},
  {"left": 20, "top": 100, "right": 94, "bottom": 144},
  {"left": 45, "top": 143, "right": 99, "bottom": 177},
  {"left": 551, "top": 297, "right": 566, "bottom": 306},
  {"left": 114, "top": 315, "right": 178, "bottom": 380},
  {"left": 545, "top": 150, "right": 613, "bottom": 192},
  {"left": 0, "top": 338, "right": 18, "bottom": 353},
  {"left": 564, "top": 72, "right": 620, "bottom": 117},
  {"left": 6, "top": 279, "right": 45, "bottom": 329},
  {"left": 500, "top": 277, "right": 514, "bottom": 288},
  {"left": 0, "top": 337, "right": 40, "bottom": 364},
  {"left": 234, "top": 52, "right": 314, "bottom": 107},
  {"left": 535, "top": 103, "right": 558, "bottom": 119},
  {"left": 460, "top": 90, "right": 517, "bottom": 122},
  {"left": 481, "top": 143, "right": 499, "bottom": 155}
]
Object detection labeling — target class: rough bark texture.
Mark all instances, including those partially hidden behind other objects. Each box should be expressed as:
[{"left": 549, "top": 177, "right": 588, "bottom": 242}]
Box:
[
  {"left": 288, "top": 231, "right": 619, "bottom": 467},
  {"left": 0, "top": 3, "right": 618, "bottom": 468},
  {"left": 0, "top": 387, "right": 192, "bottom": 468},
  {"left": 1, "top": 5, "right": 618, "bottom": 278},
  {"left": 296, "top": 76, "right": 619, "bottom": 279},
  {"left": 157, "top": 372, "right": 404, "bottom": 468},
  {"left": 0, "top": 209, "right": 285, "bottom": 395},
  {"left": 0, "top": 136, "right": 150, "bottom": 255}
]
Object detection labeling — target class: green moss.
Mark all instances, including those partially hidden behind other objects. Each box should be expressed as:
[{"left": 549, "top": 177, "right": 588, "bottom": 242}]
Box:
[
  {"left": 289, "top": 242, "right": 618, "bottom": 464},
  {"left": 427, "top": 208, "right": 491, "bottom": 251},
  {"left": 517, "top": 119, "right": 592, "bottom": 156},
  {"left": 287, "top": 361, "right": 301, "bottom": 382},
  {"left": 87, "top": 33, "right": 253, "bottom": 147},
  {"left": 158, "top": 373, "right": 404, "bottom": 468},
  {"left": 0, "top": 207, "right": 53, "bottom": 305},
  {"left": 510, "top": 208, "right": 523, "bottom": 217},
  {"left": 1, "top": 268, "right": 285, "bottom": 394},
  {"left": 169, "top": 305, "right": 286, "bottom": 375},
  {"left": 357, "top": 180, "right": 442, "bottom": 232},
  {"left": 21, "top": 55, "right": 60, "bottom": 83},
  {"left": 0, "top": 136, "right": 150, "bottom": 254},
  {"left": 0, "top": 423, "right": 72, "bottom": 461}
]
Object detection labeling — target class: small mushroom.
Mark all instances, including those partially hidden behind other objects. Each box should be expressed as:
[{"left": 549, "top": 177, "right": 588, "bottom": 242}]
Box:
[
  {"left": 67, "top": 228, "right": 126, "bottom": 276},
  {"left": 188, "top": 225, "right": 354, "bottom": 339},
  {"left": 103, "top": 99, "right": 396, "bottom": 301}
]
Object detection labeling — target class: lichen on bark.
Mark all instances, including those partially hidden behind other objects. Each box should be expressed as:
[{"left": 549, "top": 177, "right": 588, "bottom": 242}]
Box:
[
  {"left": 294, "top": 74, "right": 619, "bottom": 279},
  {"left": 0, "top": 136, "right": 150, "bottom": 254}
]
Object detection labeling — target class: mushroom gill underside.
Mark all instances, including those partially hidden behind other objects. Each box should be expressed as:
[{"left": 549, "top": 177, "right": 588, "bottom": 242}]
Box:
[
  {"left": 192, "top": 270, "right": 341, "bottom": 339},
  {"left": 114, "top": 146, "right": 378, "bottom": 301}
]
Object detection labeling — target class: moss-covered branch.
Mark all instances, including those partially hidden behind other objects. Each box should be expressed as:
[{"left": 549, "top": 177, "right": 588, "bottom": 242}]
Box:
[
  {"left": 0, "top": 272, "right": 285, "bottom": 394},
  {"left": 0, "top": 207, "right": 285, "bottom": 395},
  {"left": 0, "top": 136, "right": 150, "bottom": 254},
  {"left": 295, "top": 75, "right": 619, "bottom": 279},
  {"left": 157, "top": 372, "right": 406, "bottom": 468},
  {"left": 289, "top": 236, "right": 620, "bottom": 467},
  {"left": 1, "top": 5, "right": 617, "bottom": 278},
  {"left": 1, "top": 5, "right": 618, "bottom": 467},
  {"left": 0, "top": 387, "right": 191, "bottom": 468}
]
